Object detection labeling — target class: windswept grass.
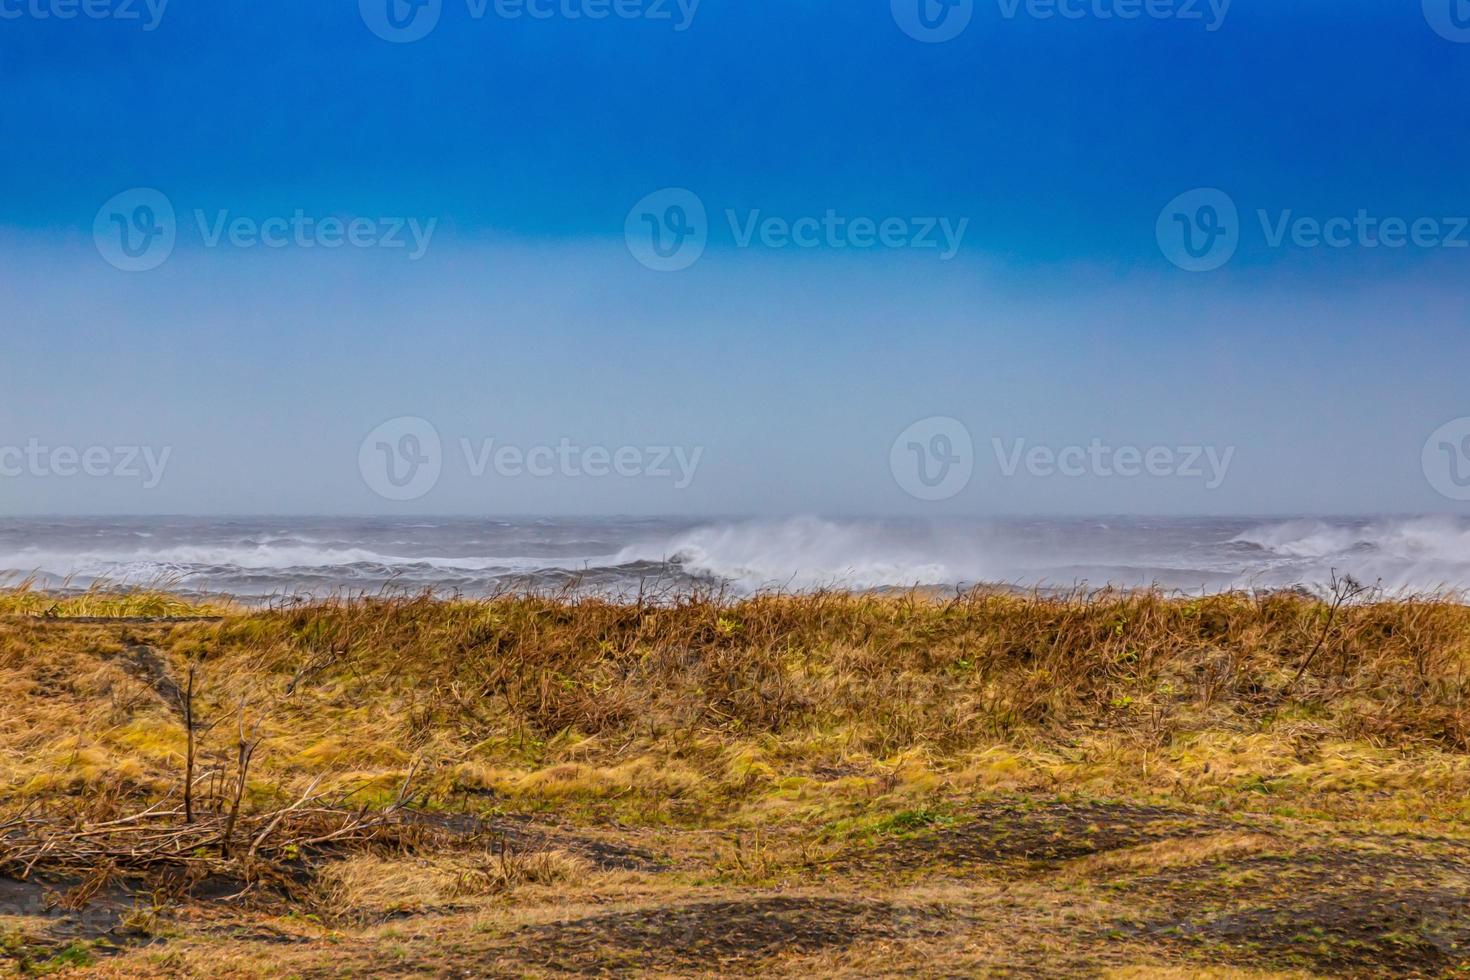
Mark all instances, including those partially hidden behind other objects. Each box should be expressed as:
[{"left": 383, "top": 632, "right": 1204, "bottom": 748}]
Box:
[
  {"left": 0, "top": 579, "right": 234, "bottom": 619},
  {"left": 4, "top": 586, "right": 1470, "bottom": 975},
  {"left": 7, "top": 586, "right": 1470, "bottom": 822}
]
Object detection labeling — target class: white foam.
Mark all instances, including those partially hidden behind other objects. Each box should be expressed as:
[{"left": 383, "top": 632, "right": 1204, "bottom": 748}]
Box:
[
  {"left": 1230, "top": 517, "right": 1470, "bottom": 593},
  {"left": 0, "top": 542, "right": 623, "bottom": 580},
  {"left": 10, "top": 516, "right": 1470, "bottom": 598},
  {"left": 615, "top": 516, "right": 991, "bottom": 591},
  {"left": 1233, "top": 517, "right": 1470, "bottom": 562}
]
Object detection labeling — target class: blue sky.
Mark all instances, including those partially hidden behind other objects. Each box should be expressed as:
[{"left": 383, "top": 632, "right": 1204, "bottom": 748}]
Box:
[{"left": 3, "top": 0, "right": 1469, "bottom": 515}]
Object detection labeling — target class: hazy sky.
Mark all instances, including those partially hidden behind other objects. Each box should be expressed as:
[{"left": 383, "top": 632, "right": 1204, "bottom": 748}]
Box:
[{"left": 3, "top": 0, "right": 1469, "bottom": 516}]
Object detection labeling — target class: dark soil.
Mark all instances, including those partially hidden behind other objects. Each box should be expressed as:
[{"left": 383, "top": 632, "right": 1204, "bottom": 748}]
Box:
[
  {"left": 1119, "top": 844, "right": 1470, "bottom": 975},
  {"left": 838, "top": 799, "right": 1232, "bottom": 876},
  {"left": 0, "top": 875, "right": 140, "bottom": 942},
  {"left": 503, "top": 896, "right": 941, "bottom": 975},
  {"left": 404, "top": 811, "right": 667, "bottom": 873}
]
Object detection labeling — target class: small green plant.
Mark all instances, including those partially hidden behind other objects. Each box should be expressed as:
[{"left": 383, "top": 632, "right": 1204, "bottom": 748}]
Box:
[
  {"left": 37, "top": 942, "right": 95, "bottom": 974},
  {"left": 869, "top": 807, "right": 951, "bottom": 837}
]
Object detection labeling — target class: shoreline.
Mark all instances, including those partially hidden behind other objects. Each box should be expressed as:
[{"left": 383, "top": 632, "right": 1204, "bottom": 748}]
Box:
[
  {"left": 9, "top": 513, "right": 1470, "bottom": 603},
  {"left": 5, "top": 578, "right": 1470, "bottom": 615}
]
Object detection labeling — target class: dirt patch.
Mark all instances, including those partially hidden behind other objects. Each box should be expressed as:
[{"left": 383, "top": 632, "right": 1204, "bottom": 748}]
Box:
[
  {"left": 0, "top": 873, "right": 172, "bottom": 969},
  {"left": 503, "top": 896, "right": 942, "bottom": 974},
  {"left": 112, "top": 643, "right": 186, "bottom": 711},
  {"left": 282, "top": 896, "right": 955, "bottom": 978},
  {"left": 0, "top": 863, "right": 307, "bottom": 963},
  {"left": 809, "top": 763, "right": 869, "bottom": 781},
  {"left": 839, "top": 800, "right": 1232, "bottom": 877},
  {"left": 1119, "top": 844, "right": 1470, "bottom": 974},
  {"left": 492, "top": 817, "right": 665, "bottom": 874},
  {"left": 405, "top": 811, "right": 667, "bottom": 873},
  {"left": 0, "top": 874, "right": 140, "bottom": 942}
]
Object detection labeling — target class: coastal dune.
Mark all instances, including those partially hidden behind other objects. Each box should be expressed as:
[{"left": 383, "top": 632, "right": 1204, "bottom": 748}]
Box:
[{"left": 3, "top": 586, "right": 1470, "bottom": 974}]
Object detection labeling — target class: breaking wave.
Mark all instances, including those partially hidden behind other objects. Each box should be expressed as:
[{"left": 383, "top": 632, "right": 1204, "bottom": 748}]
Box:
[
  {"left": 1229, "top": 517, "right": 1470, "bottom": 593},
  {"left": 616, "top": 516, "right": 991, "bottom": 591}
]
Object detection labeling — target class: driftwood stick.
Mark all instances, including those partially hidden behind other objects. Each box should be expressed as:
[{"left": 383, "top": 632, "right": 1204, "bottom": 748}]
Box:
[{"left": 247, "top": 775, "right": 325, "bottom": 859}]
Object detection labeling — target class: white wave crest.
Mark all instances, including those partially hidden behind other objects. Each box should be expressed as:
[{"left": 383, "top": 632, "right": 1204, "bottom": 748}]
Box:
[
  {"left": 1, "top": 542, "right": 621, "bottom": 579},
  {"left": 1232, "top": 517, "right": 1470, "bottom": 562},
  {"left": 1229, "top": 517, "right": 1470, "bottom": 594},
  {"left": 615, "top": 517, "right": 990, "bottom": 591}
]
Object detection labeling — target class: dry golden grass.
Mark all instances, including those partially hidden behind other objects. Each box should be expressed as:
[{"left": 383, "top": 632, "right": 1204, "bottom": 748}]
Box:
[
  {"left": 1104, "top": 968, "right": 1317, "bottom": 979},
  {"left": 0, "top": 580, "right": 234, "bottom": 619},
  {"left": 7, "top": 586, "right": 1470, "bottom": 823},
  {"left": 4, "top": 586, "right": 1470, "bottom": 976},
  {"left": 313, "top": 848, "right": 590, "bottom": 922}
]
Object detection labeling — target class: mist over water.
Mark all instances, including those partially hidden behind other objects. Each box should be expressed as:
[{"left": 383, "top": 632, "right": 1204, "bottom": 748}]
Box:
[{"left": 4, "top": 515, "right": 1470, "bottom": 600}]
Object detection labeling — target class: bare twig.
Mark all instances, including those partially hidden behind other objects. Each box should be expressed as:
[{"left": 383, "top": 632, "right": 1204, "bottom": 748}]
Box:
[
  {"left": 1290, "top": 571, "right": 1374, "bottom": 689},
  {"left": 220, "top": 698, "right": 260, "bottom": 859},
  {"left": 183, "top": 665, "right": 196, "bottom": 824}
]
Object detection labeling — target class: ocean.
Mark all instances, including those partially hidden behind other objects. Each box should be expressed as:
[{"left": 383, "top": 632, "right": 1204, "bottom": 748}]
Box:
[{"left": 4, "top": 515, "right": 1470, "bottom": 600}]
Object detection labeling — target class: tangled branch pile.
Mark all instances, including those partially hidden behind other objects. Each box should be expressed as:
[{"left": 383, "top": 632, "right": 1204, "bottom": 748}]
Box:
[{"left": 0, "top": 767, "right": 445, "bottom": 890}]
